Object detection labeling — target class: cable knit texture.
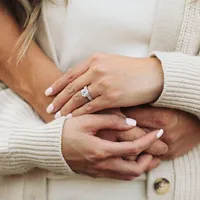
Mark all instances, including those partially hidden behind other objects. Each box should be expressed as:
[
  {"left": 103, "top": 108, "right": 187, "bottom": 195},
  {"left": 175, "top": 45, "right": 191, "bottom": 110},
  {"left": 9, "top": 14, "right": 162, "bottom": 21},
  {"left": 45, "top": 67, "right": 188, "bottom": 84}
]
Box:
[
  {"left": 1, "top": 0, "right": 200, "bottom": 200},
  {"left": 0, "top": 89, "right": 72, "bottom": 175},
  {"left": 149, "top": 0, "right": 200, "bottom": 199}
]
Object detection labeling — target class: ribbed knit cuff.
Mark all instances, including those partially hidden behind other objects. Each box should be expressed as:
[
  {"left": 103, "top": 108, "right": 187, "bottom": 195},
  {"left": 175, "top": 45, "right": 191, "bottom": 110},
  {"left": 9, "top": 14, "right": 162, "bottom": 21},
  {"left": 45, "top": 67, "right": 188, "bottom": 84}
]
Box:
[
  {"left": 9, "top": 116, "right": 72, "bottom": 175},
  {"left": 151, "top": 51, "right": 200, "bottom": 117},
  {"left": 173, "top": 145, "right": 200, "bottom": 199}
]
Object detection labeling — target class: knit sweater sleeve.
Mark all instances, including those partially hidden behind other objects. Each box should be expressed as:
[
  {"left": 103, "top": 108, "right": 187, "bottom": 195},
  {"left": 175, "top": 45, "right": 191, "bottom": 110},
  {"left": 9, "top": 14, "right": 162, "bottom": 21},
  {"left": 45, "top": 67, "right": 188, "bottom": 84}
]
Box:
[
  {"left": 0, "top": 88, "right": 73, "bottom": 175},
  {"left": 151, "top": 51, "right": 200, "bottom": 118}
]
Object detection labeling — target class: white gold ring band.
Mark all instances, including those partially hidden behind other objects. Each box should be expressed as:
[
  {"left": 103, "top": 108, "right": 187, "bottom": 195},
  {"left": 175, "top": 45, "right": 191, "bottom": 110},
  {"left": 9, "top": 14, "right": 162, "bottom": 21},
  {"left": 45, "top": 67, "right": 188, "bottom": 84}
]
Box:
[{"left": 81, "top": 86, "right": 93, "bottom": 101}]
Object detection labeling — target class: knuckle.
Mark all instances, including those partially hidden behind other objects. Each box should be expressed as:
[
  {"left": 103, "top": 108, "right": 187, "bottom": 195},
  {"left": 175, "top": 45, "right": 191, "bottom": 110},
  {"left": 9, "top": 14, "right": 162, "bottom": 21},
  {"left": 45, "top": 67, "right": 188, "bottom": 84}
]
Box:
[
  {"left": 73, "top": 93, "right": 81, "bottom": 102},
  {"left": 84, "top": 103, "right": 94, "bottom": 113},
  {"left": 129, "top": 146, "right": 140, "bottom": 155},
  {"left": 66, "top": 69, "right": 74, "bottom": 82},
  {"left": 164, "top": 134, "right": 176, "bottom": 144},
  {"left": 93, "top": 149, "right": 107, "bottom": 161},
  {"left": 105, "top": 91, "right": 121, "bottom": 102},
  {"left": 108, "top": 115, "right": 120, "bottom": 128},
  {"left": 66, "top": 83, "right": 76, "bottom": 94},
  {"left": 53, "top": 97, "right": 64, "bottom": 107},
  {"left": 92, "top": 52, "right": 105, "bottom": 60},
  {"left": 99, "top": 78, "right": 110, "bottom": 89},
  {"left": 92, "top": 64, "right": 107, "bottom": 75}
]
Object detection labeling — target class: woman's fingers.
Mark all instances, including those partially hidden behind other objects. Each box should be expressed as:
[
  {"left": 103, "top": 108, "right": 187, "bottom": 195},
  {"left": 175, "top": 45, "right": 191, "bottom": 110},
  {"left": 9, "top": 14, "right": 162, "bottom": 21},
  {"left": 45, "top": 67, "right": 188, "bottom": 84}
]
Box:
[
  {"left": 54, "top": 85, "right": 96, "bottom": 118},
  {"left": 101, "top": 129, "right": 164, "bottom": 158},
  {"left": 45, "top": 58, "right": 93, "bottom": 96},
  {"left": 46, "top": 72, "right": 91, "bottom": 114},
  {"left": 84, "top": 114, "right": 137, "bottom": 133},
  {"left": 94, "top": 155, "right": 152, "bottom": 177},
  {"left": 71, "top": 97, "right": 110, "bottom": 117}
]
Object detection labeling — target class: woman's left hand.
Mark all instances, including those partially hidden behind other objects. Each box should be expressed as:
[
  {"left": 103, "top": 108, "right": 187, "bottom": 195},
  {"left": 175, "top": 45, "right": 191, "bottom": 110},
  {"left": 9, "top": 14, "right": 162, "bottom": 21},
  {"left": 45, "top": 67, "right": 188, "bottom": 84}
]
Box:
[{"left": 45, "top": 53, "right": 163, "bottom": 117}]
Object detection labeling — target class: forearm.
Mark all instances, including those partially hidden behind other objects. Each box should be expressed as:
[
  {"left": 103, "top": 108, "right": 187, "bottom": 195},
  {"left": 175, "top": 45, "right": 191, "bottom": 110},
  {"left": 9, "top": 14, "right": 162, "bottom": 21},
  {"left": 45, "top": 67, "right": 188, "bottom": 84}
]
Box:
[
  {"left": 152, "top": 51, "right": 200, "bottom": 118},
  {"left": 0, "top": 4, "right": 62, "bottom": 122},
  {"left": 0, "top": 89, "right": 71, "bottom": 175}
]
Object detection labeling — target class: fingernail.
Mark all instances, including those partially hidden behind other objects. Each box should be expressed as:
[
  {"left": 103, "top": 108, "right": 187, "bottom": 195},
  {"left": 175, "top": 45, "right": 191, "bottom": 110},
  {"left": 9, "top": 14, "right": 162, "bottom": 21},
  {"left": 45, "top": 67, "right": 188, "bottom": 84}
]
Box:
[
  {"left": 66, "top": 113, "right": 72, "bottom": 119},
  {"left": 46, "top": 103, "right": 54, "bottom": 113},
  {"left": 45, "top": 87, "right": 53, "bottom": 96},
  {"left": 157, "top": 129, "right": 164, "bottom": 139},
  {"left": 126, "top": 118, "right": 137, "bottom": 126},
  {"left": 54, "top": 111, "right": 62, "bottom": 119}
]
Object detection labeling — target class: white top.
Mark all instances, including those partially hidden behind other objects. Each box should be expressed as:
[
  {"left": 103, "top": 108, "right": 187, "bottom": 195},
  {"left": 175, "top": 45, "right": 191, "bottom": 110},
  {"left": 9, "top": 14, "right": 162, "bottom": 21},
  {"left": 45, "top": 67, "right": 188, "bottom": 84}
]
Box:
[
  {"left": 1, "top": 1, "right": 200, "bottom": 200},
  {"left": 44, "top": 0, "right": 157, "bottom": 199},
  {"left": 46, "top": 0, "right": 158, "bottom": 72}
]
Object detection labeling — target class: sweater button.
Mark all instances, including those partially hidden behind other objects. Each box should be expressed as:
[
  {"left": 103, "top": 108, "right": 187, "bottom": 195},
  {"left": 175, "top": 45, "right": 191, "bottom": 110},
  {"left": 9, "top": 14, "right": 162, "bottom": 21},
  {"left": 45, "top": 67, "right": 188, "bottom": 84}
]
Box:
[{"left": 154, "top": 178, "right": 170, "bottom": 195}]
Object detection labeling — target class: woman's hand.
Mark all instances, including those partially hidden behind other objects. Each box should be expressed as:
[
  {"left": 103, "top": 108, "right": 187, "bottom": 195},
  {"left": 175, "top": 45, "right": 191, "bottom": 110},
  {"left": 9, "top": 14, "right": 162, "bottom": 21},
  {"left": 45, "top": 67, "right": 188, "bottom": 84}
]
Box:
[
  {"left": 122, "top": 105, "right": 200, "bottom": 160},
  {"left": 61, "top": 113, "right": 164, "bottom": 180},
  {"left": 45, "top": 53, "right": 163, "bottom": 118}
]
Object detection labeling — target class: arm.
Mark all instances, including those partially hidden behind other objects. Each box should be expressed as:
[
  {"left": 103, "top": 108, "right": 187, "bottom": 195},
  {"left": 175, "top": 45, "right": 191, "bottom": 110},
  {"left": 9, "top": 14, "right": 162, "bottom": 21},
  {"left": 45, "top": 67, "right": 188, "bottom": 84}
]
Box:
[
  {"left": 151, "top": 51, "right": 200, "bottom": 118},
  {"left": 0, "top": 4, "right": 62, "bottom": 122},
  {"left": 0, "top": 89, "right": 71, "bottom": 175},
  {"left": 0, "top": 4, "right": 165, "bottom": 178},
  {"left": 45, "top": 51, "right": 200, "bottom": 119}
]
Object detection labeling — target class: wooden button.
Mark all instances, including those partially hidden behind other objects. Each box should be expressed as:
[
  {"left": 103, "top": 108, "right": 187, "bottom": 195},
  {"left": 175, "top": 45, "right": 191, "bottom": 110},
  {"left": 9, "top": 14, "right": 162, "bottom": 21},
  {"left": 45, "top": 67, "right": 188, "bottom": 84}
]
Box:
[{"left": 154, "top": 178, "right": 170, "bottom": 195}]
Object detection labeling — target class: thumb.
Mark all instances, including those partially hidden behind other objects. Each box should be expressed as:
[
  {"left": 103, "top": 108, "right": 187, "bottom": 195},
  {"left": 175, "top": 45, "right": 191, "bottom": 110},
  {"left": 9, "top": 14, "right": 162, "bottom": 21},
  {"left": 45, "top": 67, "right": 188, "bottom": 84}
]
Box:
[{"left": 84, "top": 114, "right": 137, "bottom": 134}]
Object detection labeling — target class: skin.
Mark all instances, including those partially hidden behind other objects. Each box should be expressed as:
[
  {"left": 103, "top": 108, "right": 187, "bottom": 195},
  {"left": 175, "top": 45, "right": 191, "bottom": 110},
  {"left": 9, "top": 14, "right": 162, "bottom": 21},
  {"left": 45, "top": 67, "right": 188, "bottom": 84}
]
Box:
[
  {"left": 123, "top": 105, "right": 200, "bottom": 160},
  {"left": 46, "top": 53, "right": 164, "bottom": 117},
  {"left": 1, "top": 3, "right": 199, "bottom": 179},
  {"left": 0, "top": 5, "right": 164, "bottom": 180}
]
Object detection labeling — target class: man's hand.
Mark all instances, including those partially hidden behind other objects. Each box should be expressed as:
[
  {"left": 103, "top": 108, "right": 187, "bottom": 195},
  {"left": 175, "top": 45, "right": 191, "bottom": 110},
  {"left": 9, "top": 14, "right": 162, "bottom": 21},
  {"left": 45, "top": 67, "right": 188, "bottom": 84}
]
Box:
[
  {"left": 97, "top": 109, "right": 168, "bottom": 172},
  {"left": 122, "top": 105, "right": 200, "bottom": 160}
]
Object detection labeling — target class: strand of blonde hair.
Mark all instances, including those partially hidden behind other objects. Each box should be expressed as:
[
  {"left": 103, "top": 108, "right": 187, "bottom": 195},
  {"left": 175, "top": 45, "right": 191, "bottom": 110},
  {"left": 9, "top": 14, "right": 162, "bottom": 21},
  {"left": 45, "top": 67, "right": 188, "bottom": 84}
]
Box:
[{"left": 15, "top": 0, "right": 68, "bottom": 61}]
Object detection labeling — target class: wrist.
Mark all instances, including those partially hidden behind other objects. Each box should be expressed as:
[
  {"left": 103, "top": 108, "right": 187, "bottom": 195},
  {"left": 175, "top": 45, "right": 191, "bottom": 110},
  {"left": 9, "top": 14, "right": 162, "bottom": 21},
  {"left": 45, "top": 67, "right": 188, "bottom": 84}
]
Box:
[
  {"left": 147, "top": 57, "right": 164, "bottom": 103},
  {"left": 23, "top": 44, "right": 64, "bottom": 122}
]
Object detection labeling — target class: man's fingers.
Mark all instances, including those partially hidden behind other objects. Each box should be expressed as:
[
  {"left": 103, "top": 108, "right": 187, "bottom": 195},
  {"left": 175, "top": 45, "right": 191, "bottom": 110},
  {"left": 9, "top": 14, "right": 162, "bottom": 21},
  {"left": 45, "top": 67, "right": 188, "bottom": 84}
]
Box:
[
  {"left": 102, "top": 129, "right": 164, "bottom": 158},
  {"left": 137, "top": 154, "right": 154, "bottom": 173},
  {"left": 146, "top": 157, "right": 161, "bottom": 172},
  {"left": 45, "top": 58, "right": 92, "bottom": 96},
  {"left": 117, "top": 126, "right": 146, "bottom": 141},
  {"left": 145, "top": 140, "right": 169, "bottom": 156},
  {"left": 122, "top": 106, "right": 162, "bottom": 129}
]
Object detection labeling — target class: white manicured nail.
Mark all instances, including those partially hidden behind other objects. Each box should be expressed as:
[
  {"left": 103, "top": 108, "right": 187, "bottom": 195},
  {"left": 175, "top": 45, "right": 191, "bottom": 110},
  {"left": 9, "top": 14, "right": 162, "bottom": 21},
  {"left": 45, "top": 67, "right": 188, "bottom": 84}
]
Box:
[
  {"left": 157, "top": 129, "right": 164, "bottom": 139},
  {"left": 66, "top": 113, "right": 72, "bottom": 119},
  {"left": 45, "top": 87, "right": 53, "bottom": 96},
  {"left": 54, "top": 111, "right": 62, "bottom": 119},
  {"left": 126, "top": 118, "right": 137, "bottom": 126},
  {"left": 46, "top": 103, "right": 54, "bottom": 113}
]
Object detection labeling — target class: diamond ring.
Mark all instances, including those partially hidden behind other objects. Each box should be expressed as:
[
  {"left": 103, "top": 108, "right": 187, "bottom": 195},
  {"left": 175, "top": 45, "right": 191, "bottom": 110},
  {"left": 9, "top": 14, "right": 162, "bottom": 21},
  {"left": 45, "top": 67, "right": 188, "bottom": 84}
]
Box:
[{"left": 81, "top": 86, "right": 93, "bottom": 101}]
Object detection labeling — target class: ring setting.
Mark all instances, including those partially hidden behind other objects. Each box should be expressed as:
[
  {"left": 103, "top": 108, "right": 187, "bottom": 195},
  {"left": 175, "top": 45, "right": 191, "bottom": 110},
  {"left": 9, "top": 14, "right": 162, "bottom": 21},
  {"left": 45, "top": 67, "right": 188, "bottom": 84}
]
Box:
[{"left": 81, "top": 86, "right": 93, "bottom": 101}]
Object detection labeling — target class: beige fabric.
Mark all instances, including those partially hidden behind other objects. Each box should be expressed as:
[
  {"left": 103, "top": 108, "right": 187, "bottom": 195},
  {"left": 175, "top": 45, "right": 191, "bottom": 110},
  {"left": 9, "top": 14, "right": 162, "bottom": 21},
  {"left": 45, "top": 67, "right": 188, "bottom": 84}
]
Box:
[{"left": 1, "top": 0, "right": 200, "bottom": 200}]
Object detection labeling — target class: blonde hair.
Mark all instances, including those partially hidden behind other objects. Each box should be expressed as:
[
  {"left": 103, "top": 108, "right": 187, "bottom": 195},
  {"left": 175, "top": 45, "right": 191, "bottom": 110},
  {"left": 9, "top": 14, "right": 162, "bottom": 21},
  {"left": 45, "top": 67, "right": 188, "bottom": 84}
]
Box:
[{"left": 3, "top": 0, "right": 68, "bottom": 60}]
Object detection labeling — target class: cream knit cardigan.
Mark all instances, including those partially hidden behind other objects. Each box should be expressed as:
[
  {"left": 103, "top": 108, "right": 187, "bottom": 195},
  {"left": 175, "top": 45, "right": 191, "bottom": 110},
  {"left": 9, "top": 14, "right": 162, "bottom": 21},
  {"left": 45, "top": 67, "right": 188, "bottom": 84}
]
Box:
[{"left": 0, "top": 0, "right": 200, "bottom": 199}]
